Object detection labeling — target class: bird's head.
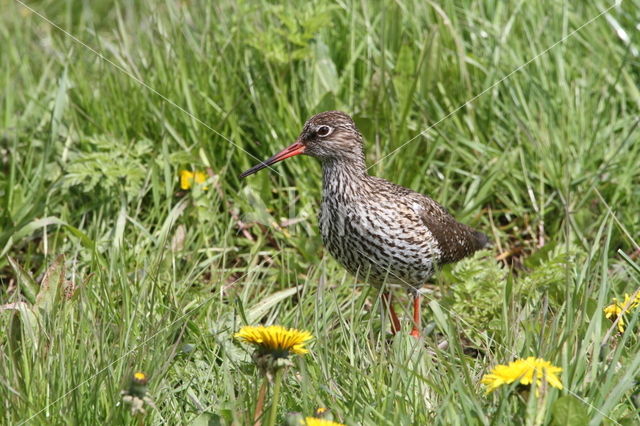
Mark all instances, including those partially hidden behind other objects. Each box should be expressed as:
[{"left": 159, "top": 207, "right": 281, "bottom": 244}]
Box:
[{"left": 240, "top": 111, "right": 364, "bottom": 178}]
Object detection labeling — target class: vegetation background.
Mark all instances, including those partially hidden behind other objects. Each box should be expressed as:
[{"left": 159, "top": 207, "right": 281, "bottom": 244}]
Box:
[{"left": 1, "top": 0, "right": 639, "bottom": 424}]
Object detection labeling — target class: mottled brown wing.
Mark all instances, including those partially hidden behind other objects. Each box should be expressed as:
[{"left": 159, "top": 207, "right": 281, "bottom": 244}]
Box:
[
  {"left": 375, "top": 178, "right": 488, "bottom": 264},
  {"left": 417, "top": 196, "right": 489, "bottom": 264}
]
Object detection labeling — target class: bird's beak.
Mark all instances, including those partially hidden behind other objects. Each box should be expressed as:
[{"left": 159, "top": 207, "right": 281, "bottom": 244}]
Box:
[{"left": 239, "top": 141, "right": 305, "bottom": 178}]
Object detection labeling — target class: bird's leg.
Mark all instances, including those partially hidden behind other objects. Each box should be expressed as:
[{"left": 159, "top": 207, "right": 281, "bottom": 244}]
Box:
[
  {"left": 409, "top": 291, "right": 421, "bottom": 338},
  {"left": 381, "top": 291, "right": 401, "bottom": 335}
]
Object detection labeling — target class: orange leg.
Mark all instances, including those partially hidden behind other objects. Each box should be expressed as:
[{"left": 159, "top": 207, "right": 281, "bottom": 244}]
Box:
[
  {"left": 409, "top": 293, "right": 421, "bottom": 338},
  {"left": 382, "top": 292, "right": 401, "bottom": 335}
]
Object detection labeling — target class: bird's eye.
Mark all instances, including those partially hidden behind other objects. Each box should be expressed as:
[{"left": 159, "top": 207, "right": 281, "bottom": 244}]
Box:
[{"left": 317, "top": 125, "right": 332, "bottom": 137}]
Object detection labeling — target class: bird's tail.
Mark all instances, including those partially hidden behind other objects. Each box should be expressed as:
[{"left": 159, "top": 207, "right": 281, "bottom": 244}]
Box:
[{"left": 474, "top": 231, "right": 492, "bottom": 250}]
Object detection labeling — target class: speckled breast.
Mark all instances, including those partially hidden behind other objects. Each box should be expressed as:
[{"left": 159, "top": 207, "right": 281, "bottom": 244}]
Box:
[{"left": 318, "top": 198, "right": 441, "bottom": 288}]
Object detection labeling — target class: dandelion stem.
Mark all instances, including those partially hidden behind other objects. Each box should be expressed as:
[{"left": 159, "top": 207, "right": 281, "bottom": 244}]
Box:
[
  {"left": 253, "top": 377, "right": 269, "bottom": 426},
  {"left": 266, "top": 368, "right": 285, "bottom": 426}
]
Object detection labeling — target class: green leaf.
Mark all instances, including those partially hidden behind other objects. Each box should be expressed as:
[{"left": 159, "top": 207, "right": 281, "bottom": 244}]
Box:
[
  {"left": 445, "top": 250, "right": 506, "bottom": 338},
  {"left": 393, "top": 43, "right": 415, "bottom": 110},
  {"left": 246, "top": 285, "right": 303, "bottom": 324},
  {"left": 34, "top": 255, "right": 65, "bottom": 314},
  {"left": 189, "top": 412, "right": 224, "bottom": 426},
  {"left": 61, "top": 136, "right": 153, "bottom": 197},
  {"left": 618, "top": 248, "right": 640, "bottom": 275},
  {"left": 1, "top": 217, "right": 67, "bottom": 258},
  {"left": 6, "top": 256, "right": 38, "bottom": 305},
  {"left": 309, "top": 39, "right": 338, "bottom": 109},
  {"left": 552, "top": 395, "right": 590, "bottom": 426},
  {"left": 5, "top": 302, "right": 41, "bottom": 359},
  {"left": 50, "top": 67, "right": 69, "bottom": 144}
]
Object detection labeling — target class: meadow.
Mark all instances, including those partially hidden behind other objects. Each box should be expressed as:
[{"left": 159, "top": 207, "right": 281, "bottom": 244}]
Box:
[{"left": 1, "top": 0, "right": 639, "bottom": 424}]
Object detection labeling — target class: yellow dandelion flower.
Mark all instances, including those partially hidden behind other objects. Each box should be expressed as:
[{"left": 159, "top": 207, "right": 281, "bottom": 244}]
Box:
[
  {"left": 604, "top": 300, "right": 626, "bottom": 333},
  {"left": 304, "top": 417, "right": 345, "bottom": 426},
  {"left": 179, "top": 170, "right": 208, "bottom": 190},
  {"left": 603, "top": 292, "right": 640, "bottom": 333},
  {"left": 235, "top": 325, "right": 313, "bottom": 357},
  {"left": 133, "top": 372, "right": 147, "bottom": 382},
  {"left": 131, "top": 371, "right": 149, "bottom": 386},
  {"left": 481, "top": 357, "right": 563, "bottom": 395},
  {"left": 625, "top": 291, "right": 640, "bottom": 310}
]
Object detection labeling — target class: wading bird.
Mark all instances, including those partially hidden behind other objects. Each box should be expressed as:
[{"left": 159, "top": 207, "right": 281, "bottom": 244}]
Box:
[{"left": 240, "top": 111, "right": 488, "bottom": 336}]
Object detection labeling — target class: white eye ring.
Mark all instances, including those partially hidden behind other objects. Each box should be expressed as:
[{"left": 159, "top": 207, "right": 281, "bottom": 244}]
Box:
[{"left": 317, "top": 125, "right": 332, "bottom": 137}]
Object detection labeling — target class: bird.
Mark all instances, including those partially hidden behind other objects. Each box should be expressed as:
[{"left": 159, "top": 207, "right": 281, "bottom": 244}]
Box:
[{"left": 240, "top": 111, "right": 489, "bottom": 337}]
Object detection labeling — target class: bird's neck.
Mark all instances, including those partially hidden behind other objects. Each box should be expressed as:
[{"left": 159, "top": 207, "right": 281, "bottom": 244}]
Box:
[{"left": 321, "top": 156, "right": 368, "bottom": 200}]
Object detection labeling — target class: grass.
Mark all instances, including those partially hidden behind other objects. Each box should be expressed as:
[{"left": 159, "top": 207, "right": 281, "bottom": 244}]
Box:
[{"left": 1, "top": 0, "right": 639, "bottom": 424}]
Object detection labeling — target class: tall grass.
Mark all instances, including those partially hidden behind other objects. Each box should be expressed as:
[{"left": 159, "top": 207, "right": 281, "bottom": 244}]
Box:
[{"left": 1, "top": 0, "right": 639, "bottom": 424}]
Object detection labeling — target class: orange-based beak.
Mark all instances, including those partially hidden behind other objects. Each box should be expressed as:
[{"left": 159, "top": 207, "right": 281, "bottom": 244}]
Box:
[{"left": 239, "top": 141, "right": 305, "bottom": 178}]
